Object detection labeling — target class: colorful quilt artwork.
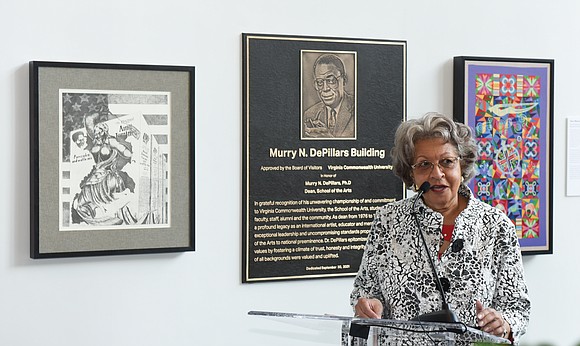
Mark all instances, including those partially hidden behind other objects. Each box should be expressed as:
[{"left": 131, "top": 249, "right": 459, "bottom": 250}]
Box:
[
  {"left": 455, "top": 57, "right": 553, "bottom": 254},
  {"left": 471, "top": 73, "right": 541, "bottom": 239}
]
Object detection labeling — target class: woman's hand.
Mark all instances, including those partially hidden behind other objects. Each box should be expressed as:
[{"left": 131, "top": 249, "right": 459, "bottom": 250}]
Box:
[
  {"left": 476, "top": 300, "right": 510, "bottom": 338},
  {"left": 354, "top": 298, "right": 383, "bottom": 319}
]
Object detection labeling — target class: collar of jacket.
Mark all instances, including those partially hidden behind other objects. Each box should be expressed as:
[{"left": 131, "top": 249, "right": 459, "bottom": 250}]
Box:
[{"left": 407, "top": 183, "right": 475, "bottom": 234}]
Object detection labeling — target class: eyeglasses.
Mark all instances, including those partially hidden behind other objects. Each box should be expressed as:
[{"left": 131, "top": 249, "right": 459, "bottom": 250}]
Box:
[
  {"left": 314, "top": 75, "right": 342, "bottom": 90},
  {"left": 411, "top": 157, "right": 461, "bottom": 174}
]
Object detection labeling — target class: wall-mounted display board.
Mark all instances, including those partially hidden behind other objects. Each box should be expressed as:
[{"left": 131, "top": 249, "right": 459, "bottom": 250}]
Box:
[{"left": 242, "top": 33, "right": 407, "bottom": 282}]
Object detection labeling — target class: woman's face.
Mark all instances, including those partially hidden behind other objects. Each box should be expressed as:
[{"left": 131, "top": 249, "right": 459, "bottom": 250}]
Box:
[{"left": 411, "top": 138, "right": 463, "bottom": 213}]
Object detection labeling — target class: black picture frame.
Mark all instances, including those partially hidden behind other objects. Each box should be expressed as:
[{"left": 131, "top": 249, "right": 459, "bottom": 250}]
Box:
[
  {"left": 453, "top": 56, "right": 553, "bottom": 255},
  {"left": 30, "top": 61, "right": 195, "bottom": 258}
]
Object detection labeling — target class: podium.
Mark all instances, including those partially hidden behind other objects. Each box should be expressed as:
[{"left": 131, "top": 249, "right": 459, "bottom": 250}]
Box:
[{"left": 248, "top": 310, "right": 510, "bottom": 345}]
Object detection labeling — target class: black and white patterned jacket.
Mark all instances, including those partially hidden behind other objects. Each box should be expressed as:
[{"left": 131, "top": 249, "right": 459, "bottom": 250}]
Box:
[{"left": 351, "top": 184, "right": 530, "bottom": 344}]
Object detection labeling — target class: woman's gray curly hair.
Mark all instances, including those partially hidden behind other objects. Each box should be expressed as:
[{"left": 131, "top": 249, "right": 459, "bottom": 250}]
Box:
[{"left": 390, "top": 112, "right": 478, "bottom": 189}]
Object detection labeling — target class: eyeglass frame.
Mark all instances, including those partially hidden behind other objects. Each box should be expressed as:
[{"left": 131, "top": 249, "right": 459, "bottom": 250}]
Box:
[
  {"left": 314, "top": 74, "right": 343, "bottom": 90},
  {"left": 410, "top": 156, "right": 462, "bottom": 173}
]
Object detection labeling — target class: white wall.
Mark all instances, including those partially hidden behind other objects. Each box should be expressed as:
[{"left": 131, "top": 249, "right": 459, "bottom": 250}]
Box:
[{"left": 1, "top": 0, "right": 579, "bottom": 345}]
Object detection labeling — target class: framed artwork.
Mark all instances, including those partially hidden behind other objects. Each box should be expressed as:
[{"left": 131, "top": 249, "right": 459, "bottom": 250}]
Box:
[
  {"left": 30, "top": 61, "right": 195, "bottom": 258},
  {"left": 453, "top": 56, "right": 553, "bottom": 255},
  {"left": 242, "top": 33, "right": 407, "bottom": 282}
]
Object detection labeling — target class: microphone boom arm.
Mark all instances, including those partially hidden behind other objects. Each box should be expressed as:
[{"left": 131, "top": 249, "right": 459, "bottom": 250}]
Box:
[{"left": 411, "top": 182, "right": 460, "bottom": 323}]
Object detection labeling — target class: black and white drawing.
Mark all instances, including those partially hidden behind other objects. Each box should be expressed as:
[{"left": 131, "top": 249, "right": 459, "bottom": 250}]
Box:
[{"left": 60, "top": 90, "right": 170, "bottom": 230}]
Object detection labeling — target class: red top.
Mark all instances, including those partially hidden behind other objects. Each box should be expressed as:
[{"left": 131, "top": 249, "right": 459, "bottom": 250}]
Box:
[
  {"left": 442, "top": 224, "right": 454, "bottom": 242},
  {"left": 438, "top": 224, "right": 455, "bottom": 259}
]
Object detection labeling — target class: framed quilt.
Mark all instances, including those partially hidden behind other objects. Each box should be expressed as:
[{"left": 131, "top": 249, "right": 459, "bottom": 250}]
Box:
[{"left": 454, "top": 56, "right": 553, "bottom": 255}]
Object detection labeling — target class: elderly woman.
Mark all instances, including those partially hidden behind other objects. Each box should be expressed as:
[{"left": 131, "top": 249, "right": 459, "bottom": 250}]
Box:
[{"left": 351, "top": 112, "right": 530, "bottom": 344}]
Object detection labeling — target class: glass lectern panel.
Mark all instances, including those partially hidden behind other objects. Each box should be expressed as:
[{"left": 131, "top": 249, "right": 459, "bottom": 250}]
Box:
[{"left": 248, "top": 310, "right": 510, "bottom": 346}]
